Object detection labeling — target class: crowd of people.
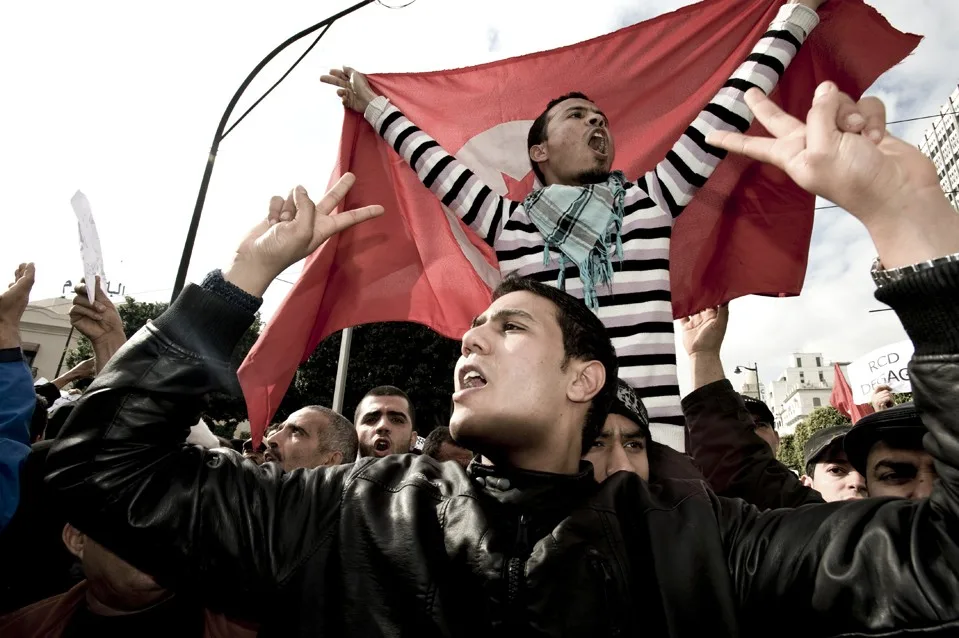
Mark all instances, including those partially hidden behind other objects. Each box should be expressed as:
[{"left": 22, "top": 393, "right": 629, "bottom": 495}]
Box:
[{"left": 2, "top": 0, "right": 959, "bottom": 634}]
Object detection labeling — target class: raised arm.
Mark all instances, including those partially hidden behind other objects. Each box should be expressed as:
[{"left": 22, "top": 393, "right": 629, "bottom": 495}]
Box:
[
  {"left": 45, "top": 176, "right": 385, "bottom": 612},
  {"left": 322, "top": 68, "right": 518, "bottom": 247},
  {"left": 637, "top": 0, "right": 824, "bottom": 219},
  {"left": 709, "top": 85, "right": 959, "bottom": 632},
  {"left": 681, "top": 305, "right": 822, "bottom": 508},
  {"left": 0, "top": 263, "right": 38, "bottom": 532}
]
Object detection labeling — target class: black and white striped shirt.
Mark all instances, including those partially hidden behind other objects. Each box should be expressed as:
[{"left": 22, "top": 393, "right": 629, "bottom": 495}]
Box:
[{"left": 365, "top": 3, "right": 818, "bottom": 451}]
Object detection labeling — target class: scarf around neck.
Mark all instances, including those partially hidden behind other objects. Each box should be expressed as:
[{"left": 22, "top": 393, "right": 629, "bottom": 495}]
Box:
[{"left": 523, "top": 171, "right": 628, "bottom": 310}]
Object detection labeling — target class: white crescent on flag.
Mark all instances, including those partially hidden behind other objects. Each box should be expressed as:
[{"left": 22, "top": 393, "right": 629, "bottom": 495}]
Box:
[{"left": 441, "top": 120, "right": 536, "bottom": 290}]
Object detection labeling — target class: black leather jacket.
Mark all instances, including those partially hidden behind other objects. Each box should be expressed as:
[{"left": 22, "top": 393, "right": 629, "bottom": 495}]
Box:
[
  {"left": 46, "top": 262, "right": 959, "bottom": 637},
  {"left": 686, "top": 379, "right": 824, "bottom": 508}
]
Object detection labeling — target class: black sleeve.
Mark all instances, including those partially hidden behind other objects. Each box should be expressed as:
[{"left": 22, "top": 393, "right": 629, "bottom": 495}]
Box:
[
  {"left": 45, "top": 283, "right": 351, "bottom": 615},
  {"left": 684, "top": 380, "right": 823, "bottom": 508},
  {"left": 719, "top": 260, "right": 959, "bottom": 635}
]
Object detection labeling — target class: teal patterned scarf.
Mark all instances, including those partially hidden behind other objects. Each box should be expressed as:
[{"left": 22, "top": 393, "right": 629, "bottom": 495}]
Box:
[{"left": 523, "top": 171, "right": 628, "bottom": 310}]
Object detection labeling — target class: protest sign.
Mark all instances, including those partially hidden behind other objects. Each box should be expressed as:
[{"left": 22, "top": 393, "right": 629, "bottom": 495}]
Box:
[
  {"left": 70, "top": 190, "right": 105, "bottom": 303},
  {"left": 847, "top": 340, "right": 914, "bottom": 404}
]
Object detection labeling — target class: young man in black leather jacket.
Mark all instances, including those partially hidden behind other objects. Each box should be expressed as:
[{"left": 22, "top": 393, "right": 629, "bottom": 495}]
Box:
[{"left": 46, "top": 84, "right": 959, "bottom": 637}]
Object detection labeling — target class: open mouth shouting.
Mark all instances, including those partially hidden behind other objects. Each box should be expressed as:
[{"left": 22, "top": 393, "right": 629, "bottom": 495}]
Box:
[
  {"left": 587, "top": 128, "right": 609, "bottom": 157},
  {"left": 372, "top": 437, "right": 392, "bottom": 456},
  {"left": 454, "top": 363, "right": 488, "bottom": 401}
]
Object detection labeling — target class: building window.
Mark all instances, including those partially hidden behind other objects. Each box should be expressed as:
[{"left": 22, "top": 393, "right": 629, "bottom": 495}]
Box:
[
  {"left": 815, "top": 356, "right": 822, "bottom": 367},
  {"left": 795, "top": 357, "right": 802, "bottom": 368},
  {"left": 21, "top": 344, "right": 38, "bottom": 369},
  {"left": 819, "top": 372, "right": 825, "bottom": 383},
  {"left": 799, "top": 372, "right": 805, "bottom": 382},
  {"left": 813, "top": 398, "right": 822, "bottom": 407}
]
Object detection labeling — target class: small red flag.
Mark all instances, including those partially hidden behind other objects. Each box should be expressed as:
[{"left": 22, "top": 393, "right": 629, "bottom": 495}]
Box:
[
  {"left": 239, "top": 0, "right": 919, "bottom": 444},
  {"left": 829, "top": 363, "right": 875, "bottom": 424}
]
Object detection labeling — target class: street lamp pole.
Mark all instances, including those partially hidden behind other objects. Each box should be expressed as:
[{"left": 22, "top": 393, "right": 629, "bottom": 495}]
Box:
[
  {"left": 733, "top": 362, "right": 762, "bottom": 401},
  {"left": 170, "top": 0, "right": 376, "bottom": 303}
]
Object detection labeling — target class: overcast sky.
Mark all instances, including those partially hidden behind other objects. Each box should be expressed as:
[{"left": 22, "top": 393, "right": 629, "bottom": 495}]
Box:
[{"left": 3, "top": 0, "right": 957, "bottom": 398}]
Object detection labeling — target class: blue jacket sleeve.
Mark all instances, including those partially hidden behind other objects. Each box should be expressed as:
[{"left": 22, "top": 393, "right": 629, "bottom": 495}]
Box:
[{"left": 0, "top": 347, "right": 37, "bottom": 531}]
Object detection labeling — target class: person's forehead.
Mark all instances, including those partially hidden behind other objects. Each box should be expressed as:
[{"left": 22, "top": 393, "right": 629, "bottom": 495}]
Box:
[
  {"left": 359, "top": 395, "right": 410, "bottom": 417},
  {"left": 484, "top": 291, "right": 558, "bottom": 328},
  {"left": 816, "top": 455, "right": 851, "bottom": 470},
  {"left": 549, "top": 97, "right": 603, "bottom": 119},
  {"left": 814, "top": 442, "right": 850, "bottom": 465},
  {"left": 600, "top": 413, "right": 644, "bottom": 439},
  {"left": 288, "top": 409, "right": 328, "bottom": 434},
  {"left": 866, "top": 441, "right": 930, "bottom": 468}
]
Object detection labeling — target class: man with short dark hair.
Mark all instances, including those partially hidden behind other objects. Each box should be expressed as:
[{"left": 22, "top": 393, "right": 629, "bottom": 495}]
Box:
[
  {"left": 422, "top": 427, "right": 472, "bottom": 469},
  {"left": 45, "top": 90, "right": 959, "bottom": 636},
  {"left": 354, "top": 385, "right": 417, "bottom": 458},
  {"left": 844, "top": 403, "right": 936, "bottom": 500},
  {"left": 322, "top": 0, "right": 831, "bottom": 452},
  {"left": 266, "top": 406, "right": 358, "bottom": 471}
]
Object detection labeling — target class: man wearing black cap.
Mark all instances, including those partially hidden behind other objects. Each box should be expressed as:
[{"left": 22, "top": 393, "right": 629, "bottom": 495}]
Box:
[
  {"left": 799, "top": 425, "right": 867, "bottom": 502},
  {"left": 844, "top": 403, "right": 937, "bottom": 500},
  {"left": 585, "top": 380, "right": 705, "bottom": 484},
  {"left": 585, "top": 380, "right": 652, "bottom": 482}
]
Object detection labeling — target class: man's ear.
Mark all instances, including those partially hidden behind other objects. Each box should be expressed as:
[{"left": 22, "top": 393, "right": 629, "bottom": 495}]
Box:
[
  {"left": 529, "top": 143, "right": 549, "bottom": 164},
  {"left": 567, "top": 360, "right": 606, "bottom": 406},
  {"left": 410, "top": 431, "right": 419, "bottom": 452},
  {"left": 62, "top": 522, "right": 86, "bottom": 559},
  {"left": 800, "top": 475, "right": 814, "bottom": 488},
  {"left": 327, "top": 450, "right": 344, "bottom": 466}
]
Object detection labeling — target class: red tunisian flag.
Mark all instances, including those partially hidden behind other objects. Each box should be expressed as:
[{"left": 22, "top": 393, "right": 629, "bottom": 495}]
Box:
[
  {"left": 830, "top": 363, "right": 875, "bottom": 424},
  {"left": 239, "top": 0, "right": 919, "bottom": 443}
]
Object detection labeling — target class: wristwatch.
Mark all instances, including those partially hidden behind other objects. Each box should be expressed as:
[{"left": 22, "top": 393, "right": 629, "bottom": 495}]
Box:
[{"left": 871, "top": 252, "right": 959, "bottom": 288}]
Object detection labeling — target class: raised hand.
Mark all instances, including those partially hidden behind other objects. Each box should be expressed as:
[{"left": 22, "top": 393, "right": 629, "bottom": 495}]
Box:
[
  {"left": 0, "top": 263, "right": 36, "bottom": 348},
  {"left": 320, "top": 67, "right": 378, "bottom": 114},
  {"left": 224, "top": 173, "right": 384, "bottom": 297},
  {"left": 680, "top": 305, "right": 729, "bottom": 357},
  {"left": 70, "top": 277, "right": 124, "bottom": 345},
  {"left": 706, "top": 83, "right": 932, "bottom": 223},
  {"left": 707, "top": 82, "right": 959, "bottom": 268},
  {"left": 870, "top": 385, "right": 894, "bottom": 412}
]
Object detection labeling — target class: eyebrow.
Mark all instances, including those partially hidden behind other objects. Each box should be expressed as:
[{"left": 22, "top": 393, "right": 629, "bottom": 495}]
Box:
[
  {"left": 470, "top": 308, "right": 536, "bottom": 329},
  {"left": 873, "top": 460, "right": 918, "bottom": 473},
  {"left": 361, "top": 409, "right": 408, "bottom": 420},
  {"left": 597, "top": 427, "right": 646, "bottom": 441},
  {"left": 565, "top": 104, "right": 608, "bottom": 122}
]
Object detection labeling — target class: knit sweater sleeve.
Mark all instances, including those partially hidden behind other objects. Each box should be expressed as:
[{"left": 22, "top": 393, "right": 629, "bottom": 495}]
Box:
[
  {"left": 364, "top": 98, "right": 521, "bottom": 248},
  {"left": 630, "top": 3, "right": 819, "bottom": 220}
]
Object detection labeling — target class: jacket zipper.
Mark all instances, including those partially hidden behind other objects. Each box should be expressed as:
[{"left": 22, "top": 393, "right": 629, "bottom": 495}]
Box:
[
  {"left": 589, "top": 552, "right": 623, "bottom": 637},
  {"left": 505, "top": 512, "right": 530, "bottom": 627}
]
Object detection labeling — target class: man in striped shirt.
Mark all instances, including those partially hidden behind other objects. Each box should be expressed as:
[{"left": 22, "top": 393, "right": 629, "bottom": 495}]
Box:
[{"left": 323, "top": 0, "right": 831, "bottom": 451}]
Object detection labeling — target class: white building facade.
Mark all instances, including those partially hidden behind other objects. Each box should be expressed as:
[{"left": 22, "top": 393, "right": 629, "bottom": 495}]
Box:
[
  {"left": 918, "top": 84, "right": 959, "bottom": 211},
  {"left": 767, "top": 353, "right": 849, "bottom": 436},
  {"left": 20, "top": 297, "right": 82, "bottom": 381}
]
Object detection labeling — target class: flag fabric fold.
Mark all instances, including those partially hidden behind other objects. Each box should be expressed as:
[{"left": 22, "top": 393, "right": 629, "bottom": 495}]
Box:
[
  {"left": 829, "top": 363, "right": 875, "bottom": 424},
  {"left": 240, "top": 0, "right": 920, "bottom": 444}
]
